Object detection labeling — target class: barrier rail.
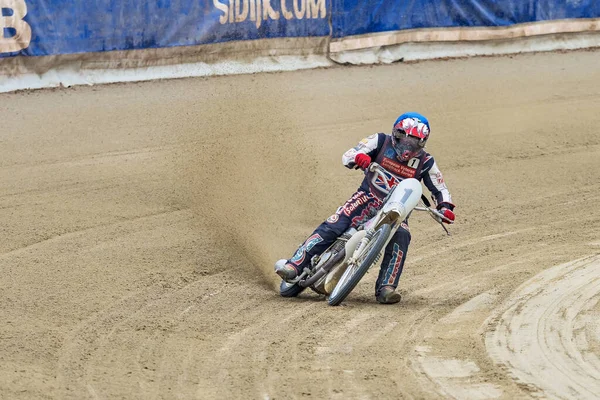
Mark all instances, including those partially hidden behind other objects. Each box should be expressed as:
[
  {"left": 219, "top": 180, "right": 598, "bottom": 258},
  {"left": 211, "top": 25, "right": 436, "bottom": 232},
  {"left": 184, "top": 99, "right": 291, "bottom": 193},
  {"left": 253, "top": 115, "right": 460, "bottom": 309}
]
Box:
[
  {"left": 329, "top": 0, "right": 600, "bottom": 53},
  {"left": 1, "top": 0, "right": 600, "bottom": 91}
]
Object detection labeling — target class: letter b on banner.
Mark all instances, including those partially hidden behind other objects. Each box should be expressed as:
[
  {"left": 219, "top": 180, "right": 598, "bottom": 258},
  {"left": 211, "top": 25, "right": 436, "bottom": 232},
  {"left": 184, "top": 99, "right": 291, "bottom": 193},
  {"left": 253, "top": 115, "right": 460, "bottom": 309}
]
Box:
[{"left": 1, "top": 0, "right": 32, "bottom": 53}]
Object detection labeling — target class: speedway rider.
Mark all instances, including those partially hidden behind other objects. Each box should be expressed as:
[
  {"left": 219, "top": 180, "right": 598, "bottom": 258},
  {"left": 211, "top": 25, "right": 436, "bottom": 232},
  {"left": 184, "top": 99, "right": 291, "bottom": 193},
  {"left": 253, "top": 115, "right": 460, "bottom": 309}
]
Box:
[{"left": 275, "top": 113, "right": 455, "bottom": 304}]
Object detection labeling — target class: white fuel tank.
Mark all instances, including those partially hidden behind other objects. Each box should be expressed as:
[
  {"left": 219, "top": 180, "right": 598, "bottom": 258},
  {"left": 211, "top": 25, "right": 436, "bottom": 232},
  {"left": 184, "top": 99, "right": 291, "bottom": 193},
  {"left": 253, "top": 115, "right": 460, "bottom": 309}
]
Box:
[{"left": 381, "top": 178, "right": 423, "bottom": 221}]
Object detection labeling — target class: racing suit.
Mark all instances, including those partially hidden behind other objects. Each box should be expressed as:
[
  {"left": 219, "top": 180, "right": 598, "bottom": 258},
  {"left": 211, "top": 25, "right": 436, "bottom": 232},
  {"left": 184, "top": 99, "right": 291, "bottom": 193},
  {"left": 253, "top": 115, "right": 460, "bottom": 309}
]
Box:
[{"left": 285, "top": 133, "right": 454, "bottom": 297}]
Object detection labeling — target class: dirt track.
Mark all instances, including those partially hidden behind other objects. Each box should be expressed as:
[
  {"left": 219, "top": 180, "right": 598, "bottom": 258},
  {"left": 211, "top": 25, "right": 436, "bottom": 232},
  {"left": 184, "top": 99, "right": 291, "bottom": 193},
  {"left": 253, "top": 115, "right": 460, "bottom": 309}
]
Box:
[{"left": 1, "top": 49, "right": 600, "bottom": 399}]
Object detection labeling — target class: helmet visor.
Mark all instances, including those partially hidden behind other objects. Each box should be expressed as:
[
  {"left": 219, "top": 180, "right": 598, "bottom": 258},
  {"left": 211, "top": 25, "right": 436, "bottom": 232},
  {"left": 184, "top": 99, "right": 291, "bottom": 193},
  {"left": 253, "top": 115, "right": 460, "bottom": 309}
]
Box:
[{"left": 392, "top": 132, "right": 422, "bottom": 160}]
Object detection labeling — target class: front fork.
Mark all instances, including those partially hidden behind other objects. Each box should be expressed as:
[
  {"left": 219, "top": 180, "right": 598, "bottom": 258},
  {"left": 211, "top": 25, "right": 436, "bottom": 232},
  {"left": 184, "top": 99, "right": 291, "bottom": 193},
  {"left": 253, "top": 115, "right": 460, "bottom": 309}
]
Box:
[{"left": 347, "top": 210, "right": 402, "bottom": 268}]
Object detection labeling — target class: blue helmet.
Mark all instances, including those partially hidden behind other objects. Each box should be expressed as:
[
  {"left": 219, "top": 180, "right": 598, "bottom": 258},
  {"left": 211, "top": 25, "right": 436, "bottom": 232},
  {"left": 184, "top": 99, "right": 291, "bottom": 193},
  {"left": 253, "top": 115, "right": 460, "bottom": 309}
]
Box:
[
  {"left": 393, "top": 112, "right": 430, "bottom": 132},
  {"left": 391, "top": 112, "right": 430, "bottom": 161}
]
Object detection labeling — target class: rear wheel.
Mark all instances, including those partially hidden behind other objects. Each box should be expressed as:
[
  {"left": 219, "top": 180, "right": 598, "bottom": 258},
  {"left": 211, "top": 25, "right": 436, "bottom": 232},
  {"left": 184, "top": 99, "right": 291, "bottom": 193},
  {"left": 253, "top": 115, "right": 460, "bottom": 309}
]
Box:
[
  {"left": 279, "top": 280, "right": 305, "bottom": 297},
  {"left": 328, "top": 223, "right": 391, "bottom": 306}
]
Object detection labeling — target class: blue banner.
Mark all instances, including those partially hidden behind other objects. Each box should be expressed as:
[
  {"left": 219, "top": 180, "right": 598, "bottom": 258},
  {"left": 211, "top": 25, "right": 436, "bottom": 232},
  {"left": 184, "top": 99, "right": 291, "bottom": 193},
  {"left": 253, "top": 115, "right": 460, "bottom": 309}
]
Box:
[
  {"left": 331, "top": 0, "right": 600, "bottom": 38},
  {"left": 2, "top": 0, "right": 599, "bottom": 58},
  {"left": 1, "top": 0, "right": 329, "bottom": 57}
]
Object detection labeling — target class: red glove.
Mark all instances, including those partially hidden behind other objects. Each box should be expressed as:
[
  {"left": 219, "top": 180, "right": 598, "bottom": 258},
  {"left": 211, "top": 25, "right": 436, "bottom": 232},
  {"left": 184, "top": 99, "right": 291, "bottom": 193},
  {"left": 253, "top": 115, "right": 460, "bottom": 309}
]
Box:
[
  {"left": 439, "top": 208, "right": 455, "bottom": 224},
  {"left": 354, "top": 153, "right": 371, "bottom": 170}
]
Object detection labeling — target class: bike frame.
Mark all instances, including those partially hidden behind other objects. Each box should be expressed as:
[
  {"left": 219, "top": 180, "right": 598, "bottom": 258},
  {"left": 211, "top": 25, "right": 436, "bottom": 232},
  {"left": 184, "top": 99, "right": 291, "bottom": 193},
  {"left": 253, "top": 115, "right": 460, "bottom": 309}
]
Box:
[
  {"left": 289, "top": 162, "right": 450, "bottom": 292},
  {"left": 345, "top": 163, "right": 423, "bottom": 267}
]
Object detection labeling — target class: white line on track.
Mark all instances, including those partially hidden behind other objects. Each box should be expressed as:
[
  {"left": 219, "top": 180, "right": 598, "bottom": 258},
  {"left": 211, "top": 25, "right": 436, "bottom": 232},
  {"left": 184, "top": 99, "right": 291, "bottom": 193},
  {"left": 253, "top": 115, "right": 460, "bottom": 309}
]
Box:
[{"left": 485, "top": 255, "right": 600, "bottom": 399}]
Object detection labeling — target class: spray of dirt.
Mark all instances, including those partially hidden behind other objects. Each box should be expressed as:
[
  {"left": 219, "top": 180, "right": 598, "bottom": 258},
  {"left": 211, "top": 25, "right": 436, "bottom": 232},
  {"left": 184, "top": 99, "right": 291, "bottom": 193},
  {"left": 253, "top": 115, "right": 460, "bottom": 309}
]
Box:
[{"left": 173, "top": 89, "right": 327, "bottom": 290}]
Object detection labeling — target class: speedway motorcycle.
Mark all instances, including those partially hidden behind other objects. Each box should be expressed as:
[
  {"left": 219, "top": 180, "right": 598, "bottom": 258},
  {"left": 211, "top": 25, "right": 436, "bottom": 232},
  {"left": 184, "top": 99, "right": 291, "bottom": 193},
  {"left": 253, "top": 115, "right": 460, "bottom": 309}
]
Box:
[{"left": 278, "top": 162, "right": 451, "bottom": 306}]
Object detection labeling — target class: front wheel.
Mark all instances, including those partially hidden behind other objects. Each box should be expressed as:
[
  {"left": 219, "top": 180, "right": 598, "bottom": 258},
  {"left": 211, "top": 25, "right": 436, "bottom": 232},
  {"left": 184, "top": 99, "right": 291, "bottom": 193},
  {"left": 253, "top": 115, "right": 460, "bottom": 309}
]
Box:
[{"left": 328, "top": 223, "right": 391, "bottom": 306}]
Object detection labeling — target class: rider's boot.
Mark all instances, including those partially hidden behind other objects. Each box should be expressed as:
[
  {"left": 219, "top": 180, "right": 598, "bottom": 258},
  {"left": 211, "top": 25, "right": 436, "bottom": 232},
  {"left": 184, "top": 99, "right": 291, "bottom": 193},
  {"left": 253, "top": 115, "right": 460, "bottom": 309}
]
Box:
[
  {"left": 274, "top": 259, "right": 300, "bottom": 280},
  {"left": 375, "top": 228, "right": 410, "bottom": 305},
  {"left": 376, "top": 285, "right": 402, "bottom": 304}
]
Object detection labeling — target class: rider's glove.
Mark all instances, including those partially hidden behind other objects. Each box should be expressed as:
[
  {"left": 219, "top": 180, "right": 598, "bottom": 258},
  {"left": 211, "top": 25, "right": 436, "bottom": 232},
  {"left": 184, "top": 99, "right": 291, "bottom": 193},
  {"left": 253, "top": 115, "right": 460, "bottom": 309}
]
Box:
[
  {"left": 354, "top": 153, "right": 371, "bottom": 170},
  {"left": 439, "top": 208, "right": 455, "bottom": 224}
]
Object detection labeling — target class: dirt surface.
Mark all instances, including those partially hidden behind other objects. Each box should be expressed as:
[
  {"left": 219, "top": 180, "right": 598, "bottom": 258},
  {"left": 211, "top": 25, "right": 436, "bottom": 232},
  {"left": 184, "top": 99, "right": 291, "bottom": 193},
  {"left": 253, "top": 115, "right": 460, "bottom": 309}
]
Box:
[{"left": 1, "top": 49, "right": 599, "bottom": 400}]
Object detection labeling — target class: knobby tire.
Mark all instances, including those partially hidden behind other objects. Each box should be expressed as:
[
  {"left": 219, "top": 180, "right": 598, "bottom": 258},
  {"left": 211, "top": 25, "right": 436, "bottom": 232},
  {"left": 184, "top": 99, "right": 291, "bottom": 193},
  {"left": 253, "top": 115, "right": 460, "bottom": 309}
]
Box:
[
  {"left": 328, "top": 223, "right": 391, "bottom": 306},
  {"left": 279, "top": 279, "right": 305, "bottom": 297}
]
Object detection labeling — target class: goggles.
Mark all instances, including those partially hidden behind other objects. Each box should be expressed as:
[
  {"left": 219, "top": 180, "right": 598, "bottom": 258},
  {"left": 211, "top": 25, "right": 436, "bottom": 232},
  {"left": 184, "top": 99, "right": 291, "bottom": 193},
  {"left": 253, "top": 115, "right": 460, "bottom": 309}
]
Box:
[{"left": 392, "top": 130, "right": 424, "bottom": 160}]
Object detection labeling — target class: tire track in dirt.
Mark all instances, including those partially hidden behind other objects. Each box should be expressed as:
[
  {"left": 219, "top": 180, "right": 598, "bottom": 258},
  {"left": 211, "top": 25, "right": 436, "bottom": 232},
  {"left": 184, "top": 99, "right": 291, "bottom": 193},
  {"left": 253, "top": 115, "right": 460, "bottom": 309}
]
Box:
[
  {"left": 404, "top": 189, "right": 600, "bottom": 400},
  {"left": 0, "top": 208, "right": 185, "bottom": 258},
  {"left": 485, "top": 255, "right": 600, "bottom": 399},
  {"left": 3, "top": 49, "right": 600, "bottom": 399}
]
